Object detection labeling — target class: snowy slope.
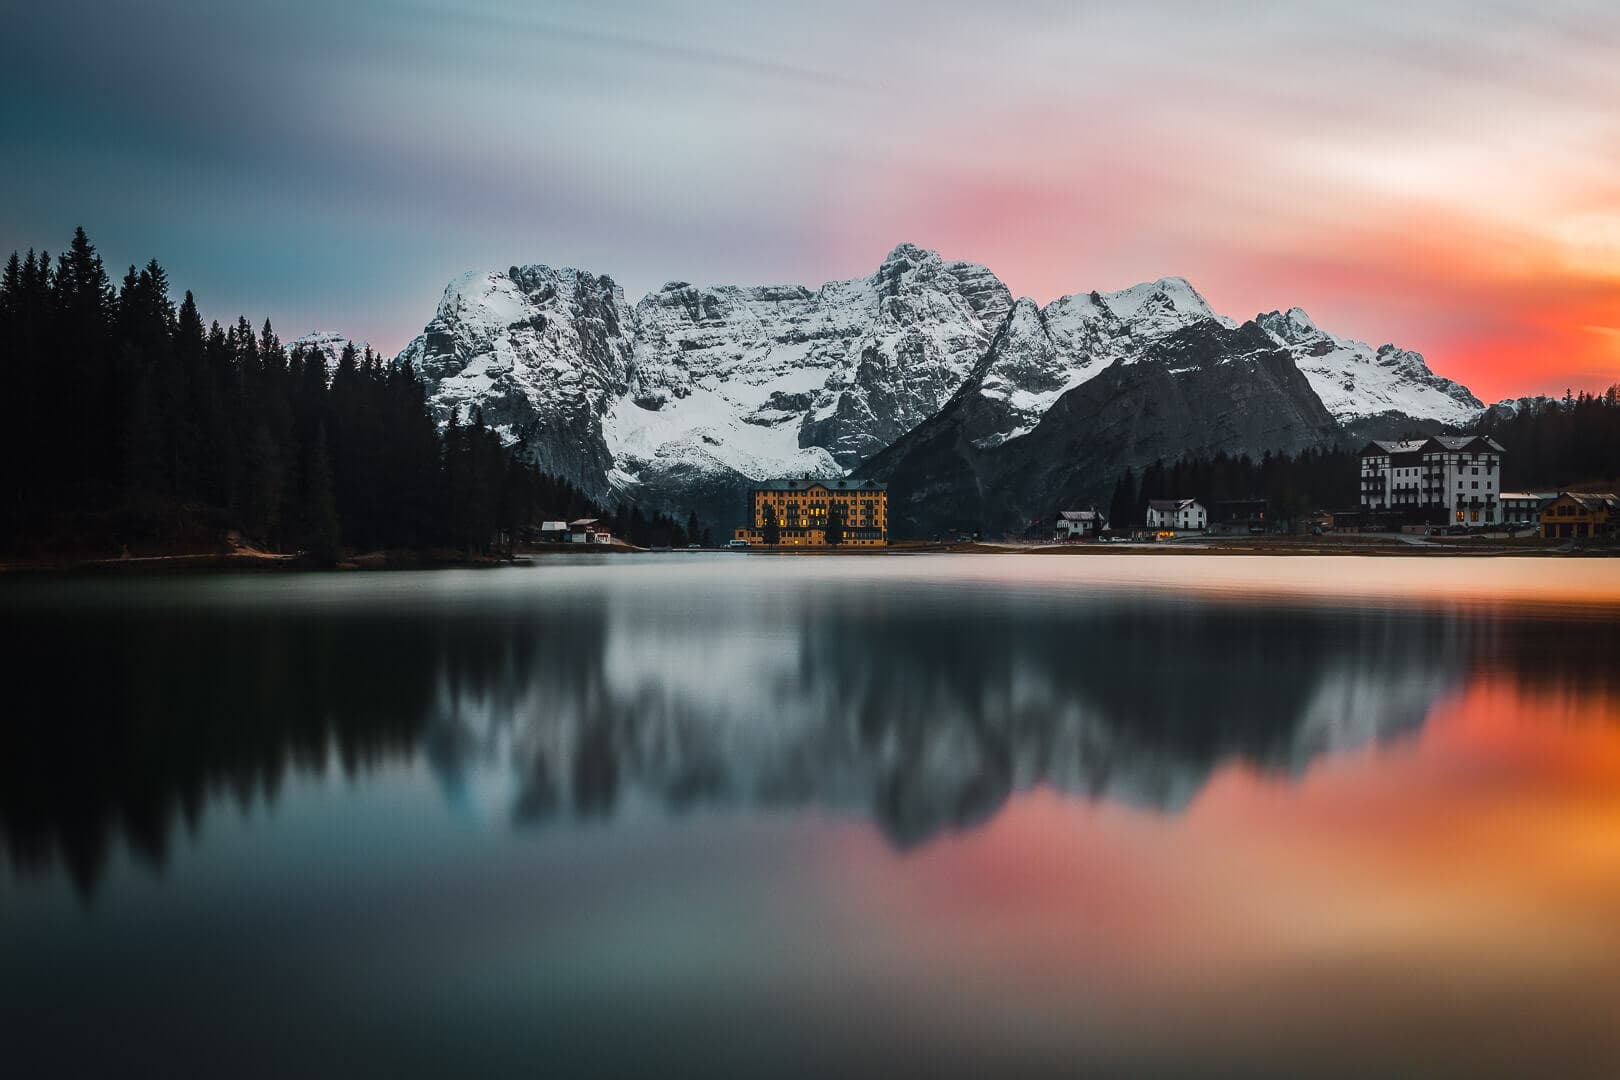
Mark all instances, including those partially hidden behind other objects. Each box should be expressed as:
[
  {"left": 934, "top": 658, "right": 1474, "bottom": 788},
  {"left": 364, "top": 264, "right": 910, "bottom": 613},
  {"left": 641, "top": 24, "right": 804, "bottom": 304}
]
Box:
[
  {"left": 287, "top": 330, "right": 370, "bottom": 368},
  {"left": 394, "top": 247, "right": 1485, "bottom": 525},
  {"left": 1256, "top": 307, "right": 1481, "bottom": 426},
  {"left": 968, "top": 277, "right": 1233, "bottom": 448},
  {"left": 397, "top": 265, "right": 635, "bottom": 491},
  {"left": 396, "top": 245, "right": 1010, "bottom": 512}
]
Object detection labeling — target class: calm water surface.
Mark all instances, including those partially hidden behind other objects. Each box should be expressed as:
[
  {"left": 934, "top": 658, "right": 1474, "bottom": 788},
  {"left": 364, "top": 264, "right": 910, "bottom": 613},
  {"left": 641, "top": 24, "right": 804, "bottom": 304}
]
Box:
[{"left": 4, "top": 555, "right": 1620, "bottom": 1077}]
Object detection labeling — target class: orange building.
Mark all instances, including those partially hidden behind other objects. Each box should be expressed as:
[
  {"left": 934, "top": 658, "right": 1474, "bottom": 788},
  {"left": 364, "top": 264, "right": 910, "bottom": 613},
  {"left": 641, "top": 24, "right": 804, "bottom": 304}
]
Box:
[
  {"left": 733, "top": 478, "right": 888, "bottom": 547},
  {"left": 1539, "top": 491, "right": 1617, "bottom": 540}
]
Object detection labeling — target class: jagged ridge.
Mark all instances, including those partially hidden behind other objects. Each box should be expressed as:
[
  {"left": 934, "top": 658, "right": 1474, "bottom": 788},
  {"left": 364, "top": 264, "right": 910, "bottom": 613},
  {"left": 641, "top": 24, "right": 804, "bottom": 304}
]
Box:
[{"left": 379, "top": 245, "right": 1483, "bottom": 530}]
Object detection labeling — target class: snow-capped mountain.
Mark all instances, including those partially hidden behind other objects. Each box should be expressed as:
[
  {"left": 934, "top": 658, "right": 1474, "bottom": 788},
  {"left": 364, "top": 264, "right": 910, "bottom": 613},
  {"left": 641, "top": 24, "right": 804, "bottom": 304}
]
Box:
[
  {"left": 394, "top": 245, "right": 1484, "bottom": 530},
  {"left": 287, "top": 329, "right": 370, "bottom": 368},
  {"left": 397, "top": 244, "right": 1011, "bottom": 522},
  {"left": 963, "top": 276, "right": 1237, "bottom": 449},
  {"left": 1255, "top": 306, "right": 1481, "bottom": 430},
  {"left": 866, "top": 312, "right": 1344, "bottom": 536}
]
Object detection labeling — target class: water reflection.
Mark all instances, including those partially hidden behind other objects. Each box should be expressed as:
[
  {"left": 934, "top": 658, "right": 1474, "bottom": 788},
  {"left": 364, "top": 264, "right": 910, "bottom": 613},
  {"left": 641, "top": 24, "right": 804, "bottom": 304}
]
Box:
[{"left": 4, "top": 563, "right": 1619, "bottom": 897}]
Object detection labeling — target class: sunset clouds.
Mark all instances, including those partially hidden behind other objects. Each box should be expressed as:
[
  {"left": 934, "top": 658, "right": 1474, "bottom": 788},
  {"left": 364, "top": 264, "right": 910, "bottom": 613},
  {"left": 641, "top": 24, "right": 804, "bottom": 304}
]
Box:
[{"left": 4, "top": 0, "right": 1617, "bottom": 399}]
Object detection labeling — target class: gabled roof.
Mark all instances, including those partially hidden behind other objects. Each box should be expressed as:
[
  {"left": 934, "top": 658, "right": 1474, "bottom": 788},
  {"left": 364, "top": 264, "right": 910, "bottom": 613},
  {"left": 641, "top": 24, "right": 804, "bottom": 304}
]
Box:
[
  {"left": 540, "top": 520, "right": 567, "bottom": 530},
  {"left": 1429, "top": 435, "right": 1505, "bottom": 452},
  {"left": 568, "top": 518, "right": 600, "bottom": 527},
  {"left": 1363, "top": 435, "right": 1506, "bottom": 456},
  {"left": 756, "top": 477, "right": 887, "bottom": 492},
  {"left": 1554, "top": 491, "right": 1618, "bottom": 512},
  {"left": 1147, "top": 498, "right": 1201, "bottom": 512},
  {"left": 1364, "top": 439, "right": 1427, "bottom": 455},
  {"left": 1057, "top": 509, "right": 1105, "bottom": 521}
]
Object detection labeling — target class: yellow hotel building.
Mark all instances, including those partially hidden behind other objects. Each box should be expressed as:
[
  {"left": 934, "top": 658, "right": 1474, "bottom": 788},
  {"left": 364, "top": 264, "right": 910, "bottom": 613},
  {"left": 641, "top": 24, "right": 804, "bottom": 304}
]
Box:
[{"left": 733, "top": 478, "right": 889, "bottom": 547}]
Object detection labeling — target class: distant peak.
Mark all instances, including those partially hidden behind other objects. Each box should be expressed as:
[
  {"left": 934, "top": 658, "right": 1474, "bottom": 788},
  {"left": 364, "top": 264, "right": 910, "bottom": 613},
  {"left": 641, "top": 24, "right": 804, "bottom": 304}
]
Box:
[
  {"left": 1256, "top": 306, "right": 1325, "bottom": 345},
  {"left": 1098, "top": 275, "right": 1214, "bottom": 320},
  {"left": 879, "top": 242, "right": 937, "bottom": 268}
]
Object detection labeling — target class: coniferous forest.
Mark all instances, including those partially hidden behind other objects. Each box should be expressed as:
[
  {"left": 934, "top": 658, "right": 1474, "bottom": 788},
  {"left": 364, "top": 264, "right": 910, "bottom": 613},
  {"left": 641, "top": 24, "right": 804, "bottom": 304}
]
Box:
[
  {"left": 1105, "top": 447, "right": 1362, "bottom": 531},
  {"left": 1473, "top": 389, "right": 1620, "bottom": 490},
  {"left": 1104, "top": 390, "right": 1620, "bottom": 531},
  {"left": 0, "top": 229, "right": 705, "bottom": 562}
]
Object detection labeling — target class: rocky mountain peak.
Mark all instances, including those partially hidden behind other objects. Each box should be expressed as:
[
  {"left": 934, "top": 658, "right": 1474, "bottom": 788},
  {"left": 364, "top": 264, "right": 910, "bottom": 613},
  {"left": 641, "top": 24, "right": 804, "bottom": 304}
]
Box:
[
  {"left": 286, "top": 330, "right": 369, "bottom": 368},
  {"left": 396, "top": 249, "right": 1486, "bottom": 532},
  {"left": 1256, "top": 306, "right": 1322, "bottom": 345}
]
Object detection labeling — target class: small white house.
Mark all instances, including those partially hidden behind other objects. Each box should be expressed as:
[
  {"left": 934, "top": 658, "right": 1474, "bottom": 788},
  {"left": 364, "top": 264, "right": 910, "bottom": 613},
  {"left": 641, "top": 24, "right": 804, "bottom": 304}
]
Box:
[
  {"left": 568, "top": 518, "right": 600, "bottom": 543},
  {"left": 1497, "top": 492, "right": 1555, "bottom": 528},
  {"left": 1146, "top": 498, "right": 1206, "bottom": 533},
  {"left": 1054, "top": 509, "right": 1107, "bottom": 540}
]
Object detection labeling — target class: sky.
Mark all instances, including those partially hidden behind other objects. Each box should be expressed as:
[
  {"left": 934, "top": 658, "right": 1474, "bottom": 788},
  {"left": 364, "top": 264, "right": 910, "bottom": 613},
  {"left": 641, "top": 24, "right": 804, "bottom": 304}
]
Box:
[{"left": 3, "top": 0, "right": 1619, "bottom": 401}]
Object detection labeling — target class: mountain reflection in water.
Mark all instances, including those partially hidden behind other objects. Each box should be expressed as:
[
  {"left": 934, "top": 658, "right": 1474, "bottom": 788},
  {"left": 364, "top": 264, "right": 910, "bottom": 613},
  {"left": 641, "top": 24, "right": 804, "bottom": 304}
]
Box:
[{"left": 5, "top": 558, "right": 1618, "bottom": 897}]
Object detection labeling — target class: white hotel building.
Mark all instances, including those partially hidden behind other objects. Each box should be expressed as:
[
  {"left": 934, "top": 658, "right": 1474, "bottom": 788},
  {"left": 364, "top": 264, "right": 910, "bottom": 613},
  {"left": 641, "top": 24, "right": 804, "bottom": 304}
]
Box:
[{"left": 1359, "top": 435, "right": 1506, "bottom": 526}]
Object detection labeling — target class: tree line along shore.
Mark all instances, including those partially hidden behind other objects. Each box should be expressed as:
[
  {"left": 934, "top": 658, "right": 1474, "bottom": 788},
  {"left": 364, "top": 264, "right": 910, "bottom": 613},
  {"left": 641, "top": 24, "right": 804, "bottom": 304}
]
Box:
[{"left": 4, "top": 229, "right": 1616, "bottom": 569}]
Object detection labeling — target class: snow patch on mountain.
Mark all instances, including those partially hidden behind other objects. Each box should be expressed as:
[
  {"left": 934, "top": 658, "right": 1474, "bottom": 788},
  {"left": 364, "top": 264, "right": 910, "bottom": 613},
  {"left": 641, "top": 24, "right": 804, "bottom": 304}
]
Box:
[
  {"left": 395, "top": 245, "right": 1487, "bottom": 525},
  {"left": 396, "top": 244, "right": 1010, "bottom": 507},
  {"left": 287, "top": 330, "right": 370, "bottom": 367},
  {"left": 1256, "top": 307, "right": 1481, "bottom": 426},
  {"left": 965, "top": 277, "right": 1242, "bottom": 448}
]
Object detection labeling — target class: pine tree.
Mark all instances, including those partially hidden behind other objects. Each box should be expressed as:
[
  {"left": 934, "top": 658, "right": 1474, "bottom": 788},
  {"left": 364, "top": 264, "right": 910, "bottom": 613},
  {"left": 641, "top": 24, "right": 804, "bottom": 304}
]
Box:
[
  {"left": 299, "top": 424, "right": 342, "bottom": 564},
  {"left": 1109, "top": 467, "right": 1137, "bottom": 531}
]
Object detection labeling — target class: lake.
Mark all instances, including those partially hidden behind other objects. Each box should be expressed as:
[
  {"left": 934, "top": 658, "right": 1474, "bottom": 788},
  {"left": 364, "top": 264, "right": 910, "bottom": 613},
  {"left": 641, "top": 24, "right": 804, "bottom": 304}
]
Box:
[{"left": 4, "top": 555, "right": 1620, "bottom": 1077}]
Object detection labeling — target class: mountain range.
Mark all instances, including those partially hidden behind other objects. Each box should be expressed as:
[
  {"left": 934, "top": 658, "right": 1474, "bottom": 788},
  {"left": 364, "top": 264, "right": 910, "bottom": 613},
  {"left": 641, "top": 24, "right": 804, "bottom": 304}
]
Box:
[{"left": 340, "top": 243, "right": 1484, "bottom": 534}]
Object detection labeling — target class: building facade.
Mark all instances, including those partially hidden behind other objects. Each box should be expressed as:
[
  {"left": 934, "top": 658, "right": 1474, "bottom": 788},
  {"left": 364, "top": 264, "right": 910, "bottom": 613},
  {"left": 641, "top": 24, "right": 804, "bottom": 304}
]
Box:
[
  {"left": 1359, "top": 435, "right": 1505, "bottom": 526},
  {"left": 1054, "top": 509, "right": 1107, "bottom": 540},
  {"left": 1146, "top": 499, "right": 1206, "bottom": 533},
  {"left": 1211, "top": 499, "right": 1269, "bottom": 535},
  {"left": 733, "top": 478, "right": 888, "bottom": 547},
  {"left": 1539, "top": 492, "right": 1618, "bottom": 540},
  {"left": 1498, "top": 492, "right": 1555, "bottom": 529}
]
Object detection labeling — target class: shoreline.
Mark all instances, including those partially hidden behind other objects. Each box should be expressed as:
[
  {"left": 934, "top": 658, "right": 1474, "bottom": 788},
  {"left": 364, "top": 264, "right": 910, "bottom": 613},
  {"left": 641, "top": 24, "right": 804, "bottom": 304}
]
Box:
[{"left": 3, "top": 534, "right": 1615, "bottom": 573}]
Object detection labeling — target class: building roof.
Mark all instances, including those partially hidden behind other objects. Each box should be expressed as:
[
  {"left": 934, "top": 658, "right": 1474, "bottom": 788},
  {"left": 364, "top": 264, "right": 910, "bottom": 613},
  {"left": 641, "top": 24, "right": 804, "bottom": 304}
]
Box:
[
  {"left": 1496, "top": 493, "right": 1555, "bottom": 503},
  {"left": 1429, "top": 434, "right": 1506, "bottom": 452},
  {"left": 755, "top": 477, "right": 888, "bottom": 492},
  {"left": 1366, "top": 439, "right": 1429, "bottom": 455},
  {"left": 1057, "top": 509, "right": 1105, "bottom": 521},
  {"left": 1147, "top": 498, "right": 1200, "bottom": 512},
  {"left": 568, "top": 518, "right": 600, "bottom": 527},
  {"left": 540, "top": 520, "right": 567, "bottom": 530},
  {"left": 1554, "top": 491, "right": 1619, "bottom": 511},
  {"left": 1362, "top": 435, "right": 1507, "bottom": 456}
]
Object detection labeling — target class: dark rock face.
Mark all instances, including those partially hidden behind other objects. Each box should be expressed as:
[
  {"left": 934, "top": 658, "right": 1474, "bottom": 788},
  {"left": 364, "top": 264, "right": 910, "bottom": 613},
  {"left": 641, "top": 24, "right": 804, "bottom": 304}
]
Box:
[
  {"left": 865, "top": 320, "right": 1342, "bottom": 537},
  {"left": 399, "top": 267, "right": 634, "bottom": 501}
]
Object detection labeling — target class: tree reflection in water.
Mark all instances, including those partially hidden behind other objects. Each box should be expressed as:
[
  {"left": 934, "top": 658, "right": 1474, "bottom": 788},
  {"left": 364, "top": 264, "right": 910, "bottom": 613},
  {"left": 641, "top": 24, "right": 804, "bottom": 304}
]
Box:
[{"left": 4, "top": 572, "right": 1618, "bottom": 897}]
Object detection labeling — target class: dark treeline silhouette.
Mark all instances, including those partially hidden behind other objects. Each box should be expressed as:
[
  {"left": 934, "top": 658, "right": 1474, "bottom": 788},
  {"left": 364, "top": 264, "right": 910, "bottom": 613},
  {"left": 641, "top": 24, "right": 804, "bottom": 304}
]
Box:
[
  {"left": 1105, "top": 391, "right": 1620, "bottom": 531},
  {"left": 1108, "top": 446, "right": 1361, "bottom": 529},
  {"left": 0, "top": 229, "right": 711, "bottom": 558},
  {"left": 1471, "top": 388, "right": 1620, "bottom": 490},
  {"left": 9, "top": 575, "right": 1620, "bottom": 898}
]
